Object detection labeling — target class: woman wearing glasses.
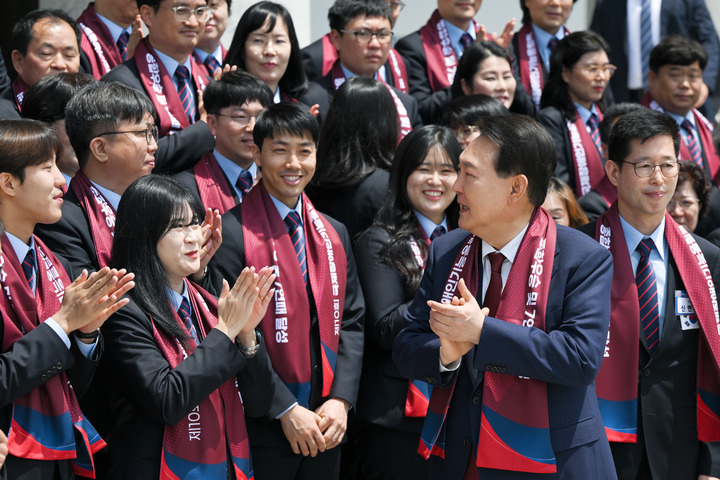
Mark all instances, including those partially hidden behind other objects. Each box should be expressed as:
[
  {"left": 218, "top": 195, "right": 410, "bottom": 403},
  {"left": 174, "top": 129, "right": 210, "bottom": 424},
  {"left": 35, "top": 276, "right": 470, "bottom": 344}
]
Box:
[
  {"left": 537, "top": 31, "right": 614, "bottom": 199},
  {"left": 225, "top": 2, "right": 330, "bottom": 119},
  {"left": 100, "top": 175, "right": 276, "bottom": 479}
]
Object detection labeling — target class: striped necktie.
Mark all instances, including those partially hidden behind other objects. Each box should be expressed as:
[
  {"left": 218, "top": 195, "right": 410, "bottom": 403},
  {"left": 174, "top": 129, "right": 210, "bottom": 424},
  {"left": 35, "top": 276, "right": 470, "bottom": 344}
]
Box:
[
  {"left": 636, "top": 238, "right": 659, "bottom": 355},
  {"left": 204, "top": 55, "right": 221, "bottom": 75},
  {"left": 236, "top": 170, "right": 253, "bottom": 198},
  {"left": 284, "top": 212, "right": 308, "bottom": 286},
  {"left": 640, "top": 0, "right": 653, "bottom": 89},
  {"left": 430, "top": 225, "right": 446, "bottom": 241},
  {"left": 460, "top": 33, "right": 473, "bottom": 52},
  {"left": 117, "top": 30, "right": 130, "bottom": 61},
  {"left": 681, "top": 119, "right": 703, "bottom": 166},
  {"left": 174, "top": 65, "right": 196, "bottom": 124},
  {"left": 177, "top": 296, "right": 198, "bottom": 343},
  {"left": 483, "top": 252, "right": 505, "bottom": 318},
  {"left": 547, "top": 37, "right": 559, "bottom": 52},
  {"left": 587, "top": 114, "right": 602, "bottom": 153},
  {"left": 22, "top": 248, "right": 36, "bottom": 291}
]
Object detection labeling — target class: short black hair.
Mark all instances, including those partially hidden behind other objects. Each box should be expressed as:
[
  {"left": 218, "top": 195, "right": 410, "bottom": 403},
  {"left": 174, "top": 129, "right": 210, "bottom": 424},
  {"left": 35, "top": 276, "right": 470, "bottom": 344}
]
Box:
[
  {"left": 65, "top": 81, "right": 156, "bottom": 168},
  {"left": 203, "top": 71, "right": 273, "bottom": 113},
  {"left": 519, "top": 0, "right": 577, "bottom": 25},
  {"left": 328, "top": 0, "right": 392, "bottom": 32},
  {"left": 253, "top": 102, "right": 319, "bottom": 150},
  {"left": 598, "top": 102, "right": 644, "bottom": 144},
  {"left": 649, "top": 35, "right": 708, "bottom": 73},
  {"left": 13, "top": 9, "right": 82, "bottom": 56},
  {"left": 608, "top": 108, "right": 680, "bottom": 166},
  {"left": 21, "top": 72, "right": 96, "bottom": 123},
  {"left": 0, "top": 119, "right": 62, "bottom": 183},
  {"left": 451, "top": 41, "right": 513, "bottom": 99},
  {"left": 441, "top": 94, "right": 509, "bottom": 130},
  {"left": 475, "top": 114, "right": 557, "bottom": 206}
]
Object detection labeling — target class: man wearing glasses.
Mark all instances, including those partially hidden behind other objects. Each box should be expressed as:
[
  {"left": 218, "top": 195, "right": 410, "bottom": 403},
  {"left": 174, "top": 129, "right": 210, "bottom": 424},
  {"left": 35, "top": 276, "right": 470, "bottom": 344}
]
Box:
[
  {"left": 641, "top": 35, "right": 720, "bottom": 238},
  {"left": 581, "top": 108, "right": 720, "bottom": 480},
  {"left": 102, "top": 0, "right": 216, "bottom": 174}
]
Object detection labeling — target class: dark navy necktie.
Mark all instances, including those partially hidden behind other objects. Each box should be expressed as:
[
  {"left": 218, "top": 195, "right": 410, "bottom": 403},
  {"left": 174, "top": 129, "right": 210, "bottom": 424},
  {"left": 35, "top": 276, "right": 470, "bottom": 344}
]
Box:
[
  {"left": 22, "top": 248, "right": 36, "bottom": 291},
  {"left": 178, "top": 296, "right": 198, "bottom": 343},
  {"left": 681, "top": 119, "right": 703, "bottom": 166},
  {"left": 204, "top": 55, "right": 221, "bottom": 75},
  {"left": 430, "top": 225, "right": 446, "bottom": 241},
  {"left": 587, "top": 113, "right": 602, "bottom": 153},
  {"left": 117, "top": 30, "right": 130, "bottom": 61},
  {"left": 547, "top": 37, "right": 559, "bottom": 52},
  {"left": 483, "top": 252, "right": 505, "bottom": 318},
  {"left": 284, "top": 212, "right": 308, "bottom": 286},
  {"left": 460, "top": 33, "right": 474, "bottom": 52},
  {"left": 640, "top": 0, "right": 653, "bottom": 89},
  {"left": 174, "top": 65, "right": 196, "bottom": 124},
  {"left": 236, "top": 170, "right": 253, "bottom": 198},
  {"left": 636, "top": 238, "right": 660, "bottom": 354}
]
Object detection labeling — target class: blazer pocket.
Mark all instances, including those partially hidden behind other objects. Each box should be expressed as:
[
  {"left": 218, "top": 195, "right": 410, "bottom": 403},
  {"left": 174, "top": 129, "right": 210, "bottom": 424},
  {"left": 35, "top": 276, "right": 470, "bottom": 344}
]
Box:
[{"left": 550, "top": 415, "right": 600, "bottom": 452}]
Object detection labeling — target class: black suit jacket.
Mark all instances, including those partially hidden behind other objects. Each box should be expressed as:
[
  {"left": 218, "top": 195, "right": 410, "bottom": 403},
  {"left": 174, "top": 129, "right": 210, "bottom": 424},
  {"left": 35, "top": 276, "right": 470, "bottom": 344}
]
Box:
[
  {"left": 208, "top": 204, "right": 365, "bottom": 448},
  {"left": 101, "top": 61, "right": 215, "bottom": 174},
  {"left": 590, "top": 0, "right": 720, "bottom": 105},
  {"left": 99, "top": 298, "right": 274, "bottom": 479},
  {"left": 580, "top": 221, "right": 720, "bottom": 478},
  {"left": 0, "top": 48, "right": 10, "bottom": 104},
  {"left": 577, "top": 189, "right": 609, "bottom": 224}
]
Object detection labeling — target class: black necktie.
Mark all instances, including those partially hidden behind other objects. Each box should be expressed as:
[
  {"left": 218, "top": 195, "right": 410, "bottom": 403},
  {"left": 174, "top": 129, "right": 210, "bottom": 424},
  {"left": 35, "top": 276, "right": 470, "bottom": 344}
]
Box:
[
  {"left": 117, "top": 30, "right": 130, "bottom": 61},
  {"left": 177, "top": 296, "right": 198, "bottom": 343},
  {"left": 22, "top": 248, "right": 36, "bottom": 291},
  {"left": 430, "top": 225, "right": 446, "bottom": 241}
]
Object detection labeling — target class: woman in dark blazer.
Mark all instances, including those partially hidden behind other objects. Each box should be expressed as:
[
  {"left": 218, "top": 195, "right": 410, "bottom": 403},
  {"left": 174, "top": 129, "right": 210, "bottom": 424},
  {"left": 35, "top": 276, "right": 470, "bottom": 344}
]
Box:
[
  {"left": 352, "top": 126, "right": 461, "bottom": 480},
  {"left": 100, "top": 175, "right": 275, "bottom": 479},
  {"left": 537, "top": 31, "right": 614, "bottom": 199}
]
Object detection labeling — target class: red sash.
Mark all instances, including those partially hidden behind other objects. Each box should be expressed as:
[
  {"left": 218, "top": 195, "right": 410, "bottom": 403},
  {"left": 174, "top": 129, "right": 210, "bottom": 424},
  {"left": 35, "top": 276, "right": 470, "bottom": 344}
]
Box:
[
  {"left": 192, "top": 46, "right": 227, "bottom": 77},
  {"left": 193, "top": 151, "right": 238, "bottom": 214},
  {"left": 69, "top": 171, "right": 116, "bottom": 268},
  {"left": 517, "top": 23, "right": 569, "bottom": 111},
  {"left": 595, "top": 174, "right": 618, "bottom": 208},
  {"left": 565, "top": 108, "right": 605, "bottom": 197},
  {"left": 241, "top": 181, "right": 347, "bottom": 406},
  {"left": 0, "top": 235, "right": 105, "bottom": 477},
  {"left": 419, "top": 208, "right": 558, "bottom": 473},
  {"left": 134, "top": 38, "right": 209, "bottom": 137},
  {"left": 419, "top": 10, "right": 478, "bottom": 91},
  {"left": 595, "top": 205, "right": 720, "bottom": 442},
  {"left": 11, "top": 78, "right": 30, "bottom": 111},
  {"left": 77, "top": 4, "right": 124, "bottom": 79},
  {"left": 643, "top": 93, "right": 720, "bottom": 186},
  {"left": 153, "top": 282, "right": 253, "bottom": 480},
  {"left": 330, "top": 61, "right": 411, "bottom": 141}
]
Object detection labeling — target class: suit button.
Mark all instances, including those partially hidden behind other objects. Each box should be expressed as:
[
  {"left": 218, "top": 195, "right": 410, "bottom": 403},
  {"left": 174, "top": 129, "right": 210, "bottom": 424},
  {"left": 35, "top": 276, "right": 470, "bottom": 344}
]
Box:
[
  {"left": 472, "top": 396, "right": 481, "bottom": 405},
  {"left": 500, "top": 367, "right": 507, "bottom": 374},
  {"left": 463, "top": 438, "right": 471, "bottom": 448},
  {"left": 485, "top": 364, "right": 493, "bottom": 372},
  {"left": 314, "top": 364, "right": 320, "bottom": 372},
  {"left": 56, "top": 362, "right": 63, "bottom": 369},
  {"left": 41, "top": 374, "right": 47, "bottom": 381},
  {"left": 426, "top": 377, "right": 437, "bottom": 385},
  {"left": 643, "top": 368, "right": 651, "bottom": 376}
]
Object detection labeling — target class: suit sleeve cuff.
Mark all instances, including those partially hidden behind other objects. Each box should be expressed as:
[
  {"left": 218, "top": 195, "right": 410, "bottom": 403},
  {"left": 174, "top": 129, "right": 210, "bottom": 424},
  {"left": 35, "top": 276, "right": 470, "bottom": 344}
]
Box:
[{"left": 45, "top": 318, "right": 71, "bottom": 349}]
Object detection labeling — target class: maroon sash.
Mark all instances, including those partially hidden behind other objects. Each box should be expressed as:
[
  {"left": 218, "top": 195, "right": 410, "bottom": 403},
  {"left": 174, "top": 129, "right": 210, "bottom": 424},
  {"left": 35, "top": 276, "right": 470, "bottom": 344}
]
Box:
[
  {"left": 77, "top": 4, "right": 124, "bottom": 79},
  {"left": 134, "top": 38, "right": 209, "bottom": 137},
  {"left": 330, "top": 61, "right": 411, "bottom": 141},
  {"left": 516, "top": 23, "right": 569, "bottom": 111},
  {"left": 152, "top": 281, "right": 252, "bottom": 479},
  {"left": 11, "top": 78, "right": 30, "bottom": 111},
  {"left": 419, "top": 10, "right": 478, "bottom": 91},
  {"left": 642, "top": 93, "right": 720, "bottom": 186},
  {"left": 421, "top": 208, "right": 558, "bottom": 473},
  {"left": 594, "top": 174, "right": 618, "bottom": 208},
  {"left": 565, "top": 108, "right": 605, "bottom": 197},
  {"left": 0, "top": 235, "right": 105, "bottom": 476},
  {"left": 69, "top": 171, "right": 116, "bottom": 268},
  {"left": 241, "top": 181, "right": 347, "bottom": 404},
  {"left": 193, "top": 151, "right": 237, "bottom": 214},
  {"left": 595, "top": 205, "right": 720, "bottom": 442},
  {"left": 321, "top": 34, "right": 338, "bottom": 78}
]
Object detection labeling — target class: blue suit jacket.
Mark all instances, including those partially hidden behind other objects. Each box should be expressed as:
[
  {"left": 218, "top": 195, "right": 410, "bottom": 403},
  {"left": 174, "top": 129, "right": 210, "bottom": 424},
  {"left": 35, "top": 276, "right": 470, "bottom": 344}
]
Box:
[{"left": 393, "top": 225, "right": 617, "bottom": 479}]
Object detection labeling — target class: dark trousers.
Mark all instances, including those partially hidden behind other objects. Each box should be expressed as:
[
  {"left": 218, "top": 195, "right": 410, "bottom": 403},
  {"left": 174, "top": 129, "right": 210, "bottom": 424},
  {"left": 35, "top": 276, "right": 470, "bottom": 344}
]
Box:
[
  {"left": 251, "top": 442, "right": 341, "bottom": 480},
  {"left": 354, "top": 422, "right": 428, "bottom": 480}
]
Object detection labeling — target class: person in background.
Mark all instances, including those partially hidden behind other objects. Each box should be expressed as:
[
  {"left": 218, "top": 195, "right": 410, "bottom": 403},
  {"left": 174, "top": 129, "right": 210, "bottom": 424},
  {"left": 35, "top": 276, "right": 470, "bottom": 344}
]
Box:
[
  {"left": 308, "top": 76, "right": 397, "bottom": 239},
  {"left": 194, "top": 0, "right": 231, "bottom": 76},
  {"left": 668, "top": 161, "right": 711, "bottom": 234},
  {"left": 440, "top": 94, "right": 508, "bottom": 150},
  {"left": 353, "top": 125, "right": 460, "bottom": 480},
  {"left": 542, "top": 176, "right": 588, "bottom": 228},
  {"left": 537, "top": 31, "right": 614, "bottom": 199}
]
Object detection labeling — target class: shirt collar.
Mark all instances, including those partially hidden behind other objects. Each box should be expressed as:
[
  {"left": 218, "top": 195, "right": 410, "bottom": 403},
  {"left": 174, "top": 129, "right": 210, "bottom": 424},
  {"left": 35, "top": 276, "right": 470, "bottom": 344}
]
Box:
[
  {"left": 166, "top": 278, "right": 190, "bottom": 312},
  {"left": 481, "top": 224, "right": 529, "bottom": 265},
  {"left": 619, "top": 214, "right": 667, "bottom": 262},
  {"left": 666, "top": 109, "right": 696, "bottom": 129},
  {"left": 443, "top": 18, "right": 476, "bottom": 56},
  {"left": 193, "top": 44, "right": 223, "bottom": 64},
  {"left": 89, "top": 179, "right": 122, "bottom": 211},
  {"left": 339, "top": 62, "right": 380, "bottom": 81},
  {"left": 154, "top": 48, "right": 191, "bottom": 80},
  {"left": 213, "top": 149, "right": 257, "bottom": 186},
  {"left": 268, "top": 193, "right": 303, "bottom": 222},
  {"left": 96, "top": 12, "right": 132, "bottom": 43},
  {"left": 5, "top": 233, "right": 34, "bottom": 270},
  {"left": 574, "top": 102, "right": 598, "bottom": 124},
  {"left": 413, "top": 210, "right": 448, "bottom": 239}
]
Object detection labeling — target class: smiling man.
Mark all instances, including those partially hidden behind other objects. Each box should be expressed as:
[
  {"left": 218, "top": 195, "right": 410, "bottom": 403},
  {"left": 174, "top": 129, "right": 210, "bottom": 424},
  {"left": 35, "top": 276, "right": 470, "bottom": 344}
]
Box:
[
  {"left": 209, "top": 102, "right": 364, "bottom": 480},
  {"left": 581, "top": 108, "right": 720, "bottom": 480},
  {"left": 393, "top": 114, "right": 616, "bottom": 480}
]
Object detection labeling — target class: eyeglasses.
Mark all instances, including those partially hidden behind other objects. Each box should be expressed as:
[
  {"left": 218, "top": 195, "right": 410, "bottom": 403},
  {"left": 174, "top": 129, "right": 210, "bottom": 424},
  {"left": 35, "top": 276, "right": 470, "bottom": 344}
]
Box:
[
  {"left": 624, "top": 161, "right": 680, "bottom": 178},
  {"left": 340, "top": 29, "right": 393, "bottom": 44},
  {"left": 211, "top": 112, "right": 258, "bottom": 127},
  {"left": 668, "top": 197, "right": 699, "bottom": 211},
  {"left": 389, "top": 1, "right": 406, "bottom": 12},
  {"left": 577, "top": 64, "right": 617, "bottom": 78},
  {"left": 161, "top": 5, "right": 212, "bottom": 22},
  {"left": 96, "top": 125, "right": 159, "bottom": 145},
  {"left": 454, "top": 125, "right": 478, "bottom": 142}
]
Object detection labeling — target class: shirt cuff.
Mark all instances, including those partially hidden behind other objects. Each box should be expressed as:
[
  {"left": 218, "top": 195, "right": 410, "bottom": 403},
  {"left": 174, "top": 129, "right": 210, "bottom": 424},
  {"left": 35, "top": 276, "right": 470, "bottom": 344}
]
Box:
[
  {"left": 275, "top": 402, "right": 298, "bottom": 419},
  {"left": 74, "top": 336, "right": 98, "bottom": 358},
  {"left": 439, "top": 358, "right": 461, "bottom": 372},
  {"left": 45, "top": 318, "right": 71, "bottom": 349}
]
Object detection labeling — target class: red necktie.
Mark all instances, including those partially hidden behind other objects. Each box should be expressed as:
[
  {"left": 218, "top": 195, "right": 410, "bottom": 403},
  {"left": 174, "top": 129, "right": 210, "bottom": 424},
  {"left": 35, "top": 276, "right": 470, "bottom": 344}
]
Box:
[{"left": 483, "top": 252, "right": 505, "bottom": 317}]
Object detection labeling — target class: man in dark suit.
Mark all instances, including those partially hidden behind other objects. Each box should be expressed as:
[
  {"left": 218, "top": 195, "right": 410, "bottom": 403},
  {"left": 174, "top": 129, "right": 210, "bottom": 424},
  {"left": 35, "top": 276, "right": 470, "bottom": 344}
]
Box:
[
  {"left": 311, "top": 0, "right": 421, "bottom": 131},
  {"left": 581, "top": 108, "right": 720, "bottom": 479},
  {"left": 590, "top": 0, "right": 720, "bottom": 113},
  {"left": 193, "top": 0, "right": 231, "bottom": 76},
  {"left": 174, "top": 71, "right": 273, "bottom": 213},
  {"left": 0, "top": 119, "right": 133, "bottom": 479},
  {"left": 393, "top": 114, "right": 616, "bottom": 479},
  {"left": 101, "top": 0, "right": 216, "bottom": 174},
  {"left": 209, "top": 103, "right": 364, "bottom": 479}
]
